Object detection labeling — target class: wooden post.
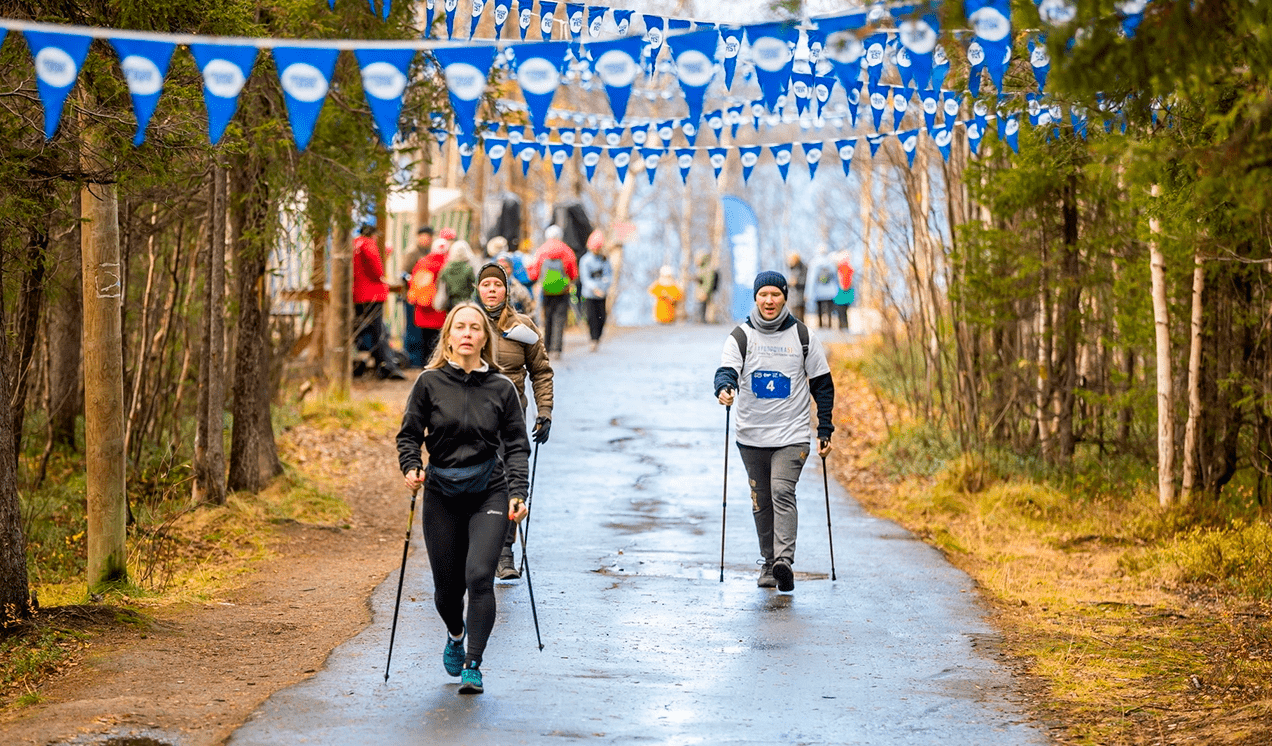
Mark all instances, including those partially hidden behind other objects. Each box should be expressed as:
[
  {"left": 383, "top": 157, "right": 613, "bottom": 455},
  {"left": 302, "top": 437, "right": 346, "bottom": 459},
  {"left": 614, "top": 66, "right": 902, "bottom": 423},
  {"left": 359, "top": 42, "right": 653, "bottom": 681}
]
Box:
[
  {"left": 1149, "top": 183, "right": 1176, "bottom": 507},
  {"left": 81, "top": 140, "right": 129, "bottom": 589}
]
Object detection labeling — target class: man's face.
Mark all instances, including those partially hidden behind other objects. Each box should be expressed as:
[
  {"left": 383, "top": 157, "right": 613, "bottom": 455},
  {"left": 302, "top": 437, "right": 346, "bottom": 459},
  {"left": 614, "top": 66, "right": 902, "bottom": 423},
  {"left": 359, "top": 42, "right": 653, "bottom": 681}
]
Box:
[
  {"left": 417, "top": 232, "right": 432, "bottom": 251},
  {"left": 755, "top": 287, "right": 786, "bottom": 320}
]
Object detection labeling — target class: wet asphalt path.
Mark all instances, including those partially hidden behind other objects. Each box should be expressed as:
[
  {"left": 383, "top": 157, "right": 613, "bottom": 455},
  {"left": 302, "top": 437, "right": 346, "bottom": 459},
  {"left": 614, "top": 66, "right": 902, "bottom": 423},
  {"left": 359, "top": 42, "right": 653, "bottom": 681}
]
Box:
[{"left": 228, "top": 324, "right": 1050, "bottom": 746}]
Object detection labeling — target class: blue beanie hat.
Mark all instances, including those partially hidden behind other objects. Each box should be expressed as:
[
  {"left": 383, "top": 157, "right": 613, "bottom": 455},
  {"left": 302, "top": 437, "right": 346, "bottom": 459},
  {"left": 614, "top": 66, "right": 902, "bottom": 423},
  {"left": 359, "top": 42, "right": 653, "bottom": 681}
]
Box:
[{"left": 753, "top": 271, "right": 788, "bottom": 298}]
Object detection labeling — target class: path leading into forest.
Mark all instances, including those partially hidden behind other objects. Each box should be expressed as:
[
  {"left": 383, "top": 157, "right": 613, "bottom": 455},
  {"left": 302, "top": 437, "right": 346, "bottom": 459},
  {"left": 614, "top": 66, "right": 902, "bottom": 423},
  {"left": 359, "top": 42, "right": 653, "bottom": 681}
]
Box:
[{"left": 228, "top": 325, "right": 1051, "bottom": 746}]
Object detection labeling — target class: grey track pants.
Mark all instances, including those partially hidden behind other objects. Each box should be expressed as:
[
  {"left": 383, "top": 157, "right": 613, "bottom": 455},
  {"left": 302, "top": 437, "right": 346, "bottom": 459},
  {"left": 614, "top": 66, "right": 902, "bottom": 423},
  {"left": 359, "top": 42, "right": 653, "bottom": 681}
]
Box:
[{"left": 737, "top": 443, "right": 809, "bottom": 566}]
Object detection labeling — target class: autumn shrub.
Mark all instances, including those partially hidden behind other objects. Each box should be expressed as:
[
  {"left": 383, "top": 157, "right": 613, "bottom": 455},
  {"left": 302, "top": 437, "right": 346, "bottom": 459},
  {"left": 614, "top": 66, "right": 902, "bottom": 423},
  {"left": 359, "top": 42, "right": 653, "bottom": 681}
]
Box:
[{"left": 1132, "top": 520, "right": 1272, "bottom": 598}]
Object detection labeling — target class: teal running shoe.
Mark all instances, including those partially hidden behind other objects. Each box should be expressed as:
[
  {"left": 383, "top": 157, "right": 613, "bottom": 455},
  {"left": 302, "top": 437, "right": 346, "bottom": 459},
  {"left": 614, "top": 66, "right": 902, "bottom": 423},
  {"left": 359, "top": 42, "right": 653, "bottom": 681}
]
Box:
[
  {"left": 458, "top": 666, "right": 483, "bottom": 694},
  {"left": 443, "top": 633, "right": 465, "bottom": 677}
]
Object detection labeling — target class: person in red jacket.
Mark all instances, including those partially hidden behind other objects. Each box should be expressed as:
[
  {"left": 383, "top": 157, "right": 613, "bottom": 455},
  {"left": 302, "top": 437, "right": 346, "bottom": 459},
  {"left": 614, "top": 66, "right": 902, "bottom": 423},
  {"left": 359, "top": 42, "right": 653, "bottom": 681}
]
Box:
[
  {"left": 353, "top": 224, "right": 405, "bottom": 380},
  {"left": 408, "top": 236, "right": 452, "bottom": 361},
  {"left": 526, "top": 225, "right": 579, "bottom": 359}
]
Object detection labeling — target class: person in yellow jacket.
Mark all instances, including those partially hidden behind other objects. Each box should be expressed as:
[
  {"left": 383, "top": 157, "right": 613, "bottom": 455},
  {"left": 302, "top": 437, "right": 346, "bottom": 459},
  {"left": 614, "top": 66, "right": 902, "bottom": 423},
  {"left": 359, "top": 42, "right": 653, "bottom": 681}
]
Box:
[{"left": 648, "top": 265, "right": 683, "bottom": 324}]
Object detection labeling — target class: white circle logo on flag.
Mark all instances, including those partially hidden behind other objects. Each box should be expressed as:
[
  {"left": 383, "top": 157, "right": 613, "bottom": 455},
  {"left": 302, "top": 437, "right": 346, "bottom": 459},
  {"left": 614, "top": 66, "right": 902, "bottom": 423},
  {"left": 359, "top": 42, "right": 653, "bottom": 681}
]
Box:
[
  {"left": 923, "top": 97, "right": 938, "bottom": 115},
  {"left": 494, "top": 4, "right": 508, "bottom": 23},
  {"left": 870, "top": 92, "right": 886, "bottom": 109},
  {"left": 894, "top": 96, "right": 909, "bottom": 113},
  {"left": 487, "top": 143, "right": 507, "bottom": 159},
  {"left": 838, "top": 143, "right": 855, "bottom": 160},
  {"left": 676, "top": 50, "right": 713, "bottom": 88},
  {"left": 552, "top": 149, "right": 568, "bottom": 165},
  {"left": 708, "top": 113, "right": 723, "bottom": 129},
  {"left": 444, "top": 62, "right": 484, "bottom": 101},
  {"left": 472, "top": 0, "right": 484, "bottom": 17},
  {"left": 723, "top": 34, "right": 741, "bottom": 59},
  {"left": 614, "top": 151, "right": 631, "bottom": 167},
  {"left": 741, "top": 151, "right": 758, "bottom": 167},
  {"left": 35, "top": 47, "right": 77, "bottom": 89},
  {"left": 203, "top": 58, "right": 246, "bottom": 98},
  {"left": 848, "top": 87, "right": 861, "bottom": 105},
  {"left": 1039, "top": 110, "right": 1053, "bottom": 125},
  {"left": 520, "top": 147, "right": 536, "bottom": 161},
  {"left": 806, "top": 147, "right": 822, "bottom": 163},
  {"left": 825, "top": 31, "right": 863, "bottom": 64},
  {"left": 535, "top": 131, "right": 549, "bottom": 145},
  {"left": 678, "top": 153, "right": 693, "bottom": 169},
  {"left": 508, "top": 129, "right": 524, "bottom": 144},
  {"left": 583, "top": 151, "right": 600, "bottom": 167},
  {"left": 616, "top": 17, "right": 630, "bottom": 34},
  {"left": 866, "top": 41, "right": 885, "bottom": 66},
  {"left": 580, "top": 131, "right": 594, "bottom": 145},
  {"left": 751, "top": 103, "right": 765, "bottom": 118},
  {"left": 728, "top": 110, "right": 741, "bottom": 125},
  {"left": 967, "top": 42, "right": 985, "bottom": 66},
  {"left": 751, "top": 36, "right": 791, "bottom": 73},
  {"left": 903, "top": 135, "right": 917, "bottom": 153},
  {"left": 281, "top": 63, "right": 328, "bottom": 103},
  {"left": 682, "top": 122, "right": 697, "bottom": 137},
  {"left": 1032, "top": 46, "right": 1051, "bottom": 68},
  {"left": 646, "top": 27, "right": 663, "bottom": 48},
  {"left": 121, "top": 55, "right": 163, "bottom": 96},
  {"left": 560, "top": 130, "right": 576, "bottom": 145},
  {"left": 632, "top": 129, "right": 648, "bottom": 144},
  {"left": 900, "top": 20, "right": 937, "bottom": 54},
  {"left": 520, "top": 9, "right": 532, "bottom": 26},
  {"left": 934, "top": 45, "right": 948, "bottom": 65},
  {"left": 774, "top": 149, "right": 791, "bottom": 166},
  {"left": 935, "top": 128, "right": 951, "bottom": 147},
  {"left": 867, "top": 5, "right": 886, "bottom": 23},
  {"left": 445, "top": 0, "right": 458, "bottom": 11},
  {"left": 973, "top": 100, "right": 989, "bottom": 117},
  {"left": 792, "top": 79, "right": 809, "bottom": 98},
  {"left": 570, "top": 14, "right": 584, "bottom": 34},
  {"left": 590, "top": 17, "right": 604, "bottom": 36},
  {"left": 944, "top": 97, "right": 960, "bottom": 117},
  {"left": 459, "top": 142, "right": 474, "bottom": 157},
  {"left": 363, "top": 61, "right": 407, "bottom": 100},
  {"left": 605, "top": 131, "right": 621, "bottom": 146},
  {"left": 644, "top": 152, "right": 660, "bottom": 169},
  {"left": 1006, "top": 118, "right": 1019, "bottom": 135},
  {"left": 658, "top": 124, "right": 674, "bottom": 140},
  {"left": 967, "top": 122, "right": 982, "bottom": 139},
  {"left": 710, "top": 152, "right": 725, "bottom": 169},
  {"left": 518, "top": 56, "right": 559, "bottom": 96},
  {"left": 1038, "top": 0, "right": 1076, "bottom": 25},
  {"left": 816, "top": 82, "right": 830, "bottom": 102},
  {"left": 595, "top": 49, "right": 638, "bottom": 88},
  {"left": 541, "top": 14, "right": 554, "bottom": 36},
  {"left": 896, "top": 48, "right": 911, "bottom": 68},
  {"left": 1028, "top": 99, "right": 1041, "bottom": 117},
  {"left": 970, "top": 8, "right": 1011, "bottom": 42}
]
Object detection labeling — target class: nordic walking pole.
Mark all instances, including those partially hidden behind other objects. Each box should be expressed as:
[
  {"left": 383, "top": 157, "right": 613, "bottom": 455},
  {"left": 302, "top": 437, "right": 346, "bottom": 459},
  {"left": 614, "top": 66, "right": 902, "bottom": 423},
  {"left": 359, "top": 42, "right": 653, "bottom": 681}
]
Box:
[
  {"left": 822, "top": 454, "right": 837, "bottom": 581},
  {"left": 385, "top": 482, "right": 420, "bottom": 681},
  {"left": 720, "top": 402, "right": 731, "bottom": 583},
  {"left": 519, "top": 441, "right": 540, "bottom": 576},
  {"left": 518, "top": 521, "right": 545, "bottom": 651}
]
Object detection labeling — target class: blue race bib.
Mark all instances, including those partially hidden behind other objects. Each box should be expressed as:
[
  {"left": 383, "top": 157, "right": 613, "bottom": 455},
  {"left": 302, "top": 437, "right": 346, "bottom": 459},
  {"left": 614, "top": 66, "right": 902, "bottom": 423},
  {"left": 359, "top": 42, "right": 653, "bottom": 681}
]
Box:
[{"left": 751, "top": 371, "right": 791, "bottom": 399}]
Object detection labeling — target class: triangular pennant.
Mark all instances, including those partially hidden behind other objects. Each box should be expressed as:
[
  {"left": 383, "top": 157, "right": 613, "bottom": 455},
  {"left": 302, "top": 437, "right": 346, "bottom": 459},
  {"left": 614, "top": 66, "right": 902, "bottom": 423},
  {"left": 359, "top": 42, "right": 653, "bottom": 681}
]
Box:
[
  {"left": 588, "top": 35, "right": 644, "bottom": 124},
  {"left": 655, "top": 119, "right": 675, "bottom": 145},
  {"left": 675, "top": 147, "right": 695, "bottom": 183},
  {"left": 425, "top": 0, "right": 437, "bottom": 38},
  {"left": 966, "top": 118, "right": 985, "bottom": 154},
  {"left": 845, "top": 83, "right": 862, "bottom": 127},
  {"left": 610, "top": 146, "right": 633, "bottom": 182},
  {"left": 484, "top": 136, "right": 508, "bottom": 173},
  {"left": 931, "top": 44, "right": 950, "bottom": 90},
  {"left": 640, "top": 146, "right": 663, "bottom": 184},
  {"left": 433, "top": 46, "right": 497, "bottom": 143},
  {"left": 707, "top": 109, "right": 724, "bottom": 141},
  {"left": 719, "top": 25, "right": 743, "bottom": 90},
  {"left": 604, "top": 126, "right": 624, "bottom": 146},
  {"left": 813, "top": 75, "right": 835, "bottom": 116},
  {"left": 514, "top": 41, "right": 569, "bottom": 139},
  {"left": 581, "top": 145, "right": 602, "bottom": 181},
  {"left": 747, "top": 22, "right": 797, "bottom": 113},
  {"left": 966, "top": 0, "right": 1012, "bottom": 92},
  {"left": 513, "top": 139, "right": 539, "bottom": 175},
  {"left": 739, "top": 145, "right": 761, "bottom": 183},
  {"left": 805, "top": 26, "right": 825, "bottom": 67},
  {"left": 1004, "top": 113, "right": 1020, "bottom": 153},
  {"left": 459, "top": 136, "right": 476, "bottom": 173},
  {"left": 611, "top": 9, "right": 633, "bottom": 35},
  {"left": 272, "top": 46, "right": 339, "bottom": 151},
  {"left": 24, "top": 31, "right": 93, "bottom": 140},
  {"left": 109, "top": 38, "right": 176, "bottom": 146},
  {"left": 769, "top": 143, "right": 793, "bottom": 181},
  {"left": 791, "top": 70, "right": 814, "bottom": 116},
  {"left": 934, "top": 124, "right": 953, "bottom": 161},
  {"left": 920, "top": 89, "right": 939, "bottom": 131},
  {"left": 588, "top": 6, "right": 607, "bottom": 38},
  {"left": 834, "top": 138, "right": 856, "bottom": 177},
  {"left": 507, "top": 126, "right": 526, "bottom": 144},
  {"left": 727, "top": 104, "right": 744, "bottom": 138},
  {"left": 666, "top": 29, "right": 718, "bottom": 146},
  {"left": 895, "top": 46, "right": 914, "bottom": 88},
  {"left": 891, "top": 86, "right": 914, "bottom": 130},
  {"left": 942, "top": 91, "right": 962, "bottom": 126},
  {"left": 566, "top": 4, "right": 586, "bottom": 39},
  {"left": 867, "top": 82, "right": 888, "bottom": 130},
  {"left": 864, "top": 32, "right": 887, "bottom": 85},
  {"left": 549, "top": 142, "right": 573, "bottom": 180},
  {"left": 381, "top": 0, "right": 392, "bottom": 22},
  {"left": 493, "top": 0, "right": 514, "bottom": 39},
  {"left": 973, "top": 99, "right": 989, "bottom": 145},
  {"left": 898, "top": 129, "right": 920, "bottom": 168},
  {"left": 1035, "top": 0, "right": 1076, "bottom": 26},
  {"left": 708, "top": 147, "right": 728, "bottom": 179},
  {"left": 1026, "top": 92, "right": 1042, "bottom": 126},
  {"left": 997, "top": 95, "right": 1010, "bottom": 141},
  {"left": 642, "top": 15, "right": 666, "bottom": 76},
  {"left": 518, "top": 0, "right": 533, "bottom": 39},
  {"left": 468, "top": 0, "right": 487, "bottom": 39},
  {"left": 557, "top": 127, "right": 576, "bottom": 145},
  {"left": 444, "top": 0, "right": 459, "bottom": 39},
  {"left": 896, "top": 9, "right": 939, "bottom": 90},
  {"left": 354, "top": 47, "right": 415, "bottom": 147},
  {"left": 630, "top": 125, "right": 649, "bottom": 146},
  {"left": 801, "top": 141, "right": 822, "bottom": 180},
  {"left": 579, "top": 126, "right": 597, "bottom": 145},
  {"left": 1028, "top": 35, "right": 1050, "bottom": 92},
  {"left": 865, "top": 132, "right": 886, "bottom": 157},
  {"left": 1118, "top": 0, "right": 1148, "bottom": 38},
  {"left": 540, "top": 1, "right": 558, "bottom": 38}
]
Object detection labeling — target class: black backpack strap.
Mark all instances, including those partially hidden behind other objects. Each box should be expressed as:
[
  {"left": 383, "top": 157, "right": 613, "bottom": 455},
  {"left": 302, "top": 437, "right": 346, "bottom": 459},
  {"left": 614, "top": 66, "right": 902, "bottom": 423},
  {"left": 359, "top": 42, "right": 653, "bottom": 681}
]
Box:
[
  {"left": 796, "top": 320, "right": 810, "bottom": 360},
  {"left": 730, "top": 325, "right": 748, "bottom": 364}
]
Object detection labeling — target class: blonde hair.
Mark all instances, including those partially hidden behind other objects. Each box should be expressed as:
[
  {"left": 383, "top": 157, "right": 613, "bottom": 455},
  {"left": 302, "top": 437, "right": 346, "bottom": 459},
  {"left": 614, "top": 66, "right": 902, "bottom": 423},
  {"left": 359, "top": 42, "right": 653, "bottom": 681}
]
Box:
[{"left": 425, "top": 302, "right": 498, "bottom": 370}]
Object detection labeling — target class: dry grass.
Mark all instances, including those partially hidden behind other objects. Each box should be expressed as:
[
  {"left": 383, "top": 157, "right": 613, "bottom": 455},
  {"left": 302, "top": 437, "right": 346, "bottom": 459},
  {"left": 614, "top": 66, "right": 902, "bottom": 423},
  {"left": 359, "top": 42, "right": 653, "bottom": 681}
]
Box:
[{"left": 826, "top": 340, "right": 1272, "bottom": 746}]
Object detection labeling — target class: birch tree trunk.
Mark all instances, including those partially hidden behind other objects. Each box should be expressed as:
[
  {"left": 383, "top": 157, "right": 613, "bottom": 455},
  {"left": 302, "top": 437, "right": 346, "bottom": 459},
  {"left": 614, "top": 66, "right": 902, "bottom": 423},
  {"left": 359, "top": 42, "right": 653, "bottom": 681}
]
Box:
[
  {"left": 1149, "top": 183, "right": 1176, "bottom": 507},
  {"left": 1181, "top": 252, "right": 1204, "bottom": 500}
]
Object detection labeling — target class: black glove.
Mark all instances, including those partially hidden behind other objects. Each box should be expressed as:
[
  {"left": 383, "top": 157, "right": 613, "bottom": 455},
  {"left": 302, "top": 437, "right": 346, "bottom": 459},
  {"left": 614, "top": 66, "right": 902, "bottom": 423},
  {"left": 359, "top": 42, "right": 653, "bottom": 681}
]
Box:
[{"left": 532, "top": 416, "right": 551, "bottom": 444}]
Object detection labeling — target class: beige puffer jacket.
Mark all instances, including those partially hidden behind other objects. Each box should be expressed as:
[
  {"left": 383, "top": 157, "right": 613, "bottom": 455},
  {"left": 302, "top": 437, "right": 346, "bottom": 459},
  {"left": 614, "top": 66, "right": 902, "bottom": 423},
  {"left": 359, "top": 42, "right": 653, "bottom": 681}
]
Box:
[{"left": 492, "top": 311, "right": 554, "bottom": 418}]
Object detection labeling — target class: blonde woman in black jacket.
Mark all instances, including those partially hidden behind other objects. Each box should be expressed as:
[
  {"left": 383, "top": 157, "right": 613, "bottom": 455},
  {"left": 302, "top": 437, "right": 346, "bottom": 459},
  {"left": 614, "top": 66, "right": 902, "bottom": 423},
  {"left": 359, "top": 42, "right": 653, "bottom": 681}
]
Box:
[{"left": 397, "top": 302, "right": 531, "bottom": 695}]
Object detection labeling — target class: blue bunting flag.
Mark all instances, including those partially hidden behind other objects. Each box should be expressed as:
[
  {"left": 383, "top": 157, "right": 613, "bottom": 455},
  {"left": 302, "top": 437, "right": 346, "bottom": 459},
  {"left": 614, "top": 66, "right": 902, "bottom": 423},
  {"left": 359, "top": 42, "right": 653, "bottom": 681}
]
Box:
[
  {"left": 674, "top": 147, "right": 695, "bottom": 183},
  {"left": 746, "top": 22, "right": 797, "bottom": 113},
  {"left": 610, "top": 145, "right": 633, "bottom": 182},
  {"left": 611, "top": 9, "right": 633, "bottom": 35},
  {"left": 588, "top": 6, "right": 607, "bottom": 37},
  {"left": 801, "top": 141, "right": 822, "bottom": 180},
  {"left": 539, "top": 1, "right": 558, "bottom": 38},
  {"left": 791, "top": 70, "right": 814, "bottom": 117},
  {"left": 931, "top": 44, "right": 950, "bottom": 90},
  {"left": 719, "top": 26, "right": 742, "bottom": 90},
  {"left": 518, "top": 0, "right": 533, "bottom": 40},
  {"left": 24, "top": 31, "right": 92, "bottom": 140},
  {"left": 513, "top": 41, "right": 569, "bottom": 138},
  {"left": 272, "top": 46, "right": 339, "bottom": 151},
  {"left": 444, "top": 0, "right": 459, "bottom": 39},
  {"left": 631, "top": 126, "right": 648, "bottom": 145},
  {"left": 667, "top": 29, "right": 718, "bottom": 145},
  {"left": 933, "top": 123, "right": 953, "bottom": 161},
  {"left": 769, "top": 143, "right": 793, "bottom": 182},
  {"left": 892, "top": 86, "right": 914, "bottom": 130},
  {"left": 425, "top": 0, "right": 436, "bottom": 38},
  {"left": 865, "top": 132, "right": 886, "bottom": 157},
  {"left": 640, "top": 146, "right": 663, "bottom": 184},
  {"left": 1004, "top": 113, "right": 1019, "bottom": 152},
  {"left": 484, "top": 135, "right": 508, "bottom": 173},
  {"left": 548, "top": 142, "right": 573, "bottom": 180},
  {"left": 492, "top": 0, "right": 514, "bottom": 39},
  {"left": 1028, "top": 35, "right": 1050, "bottom": 92},
  {"left": 109, "top": 37, "right": 176, "bottom": 145},
  {"left": 835, "top": 137, "right": 856, "bottom": 177},
  {"left": 580, "top": 145, "right": 602, "bottom": 181},
  {"left": 920, "top": 88, "right": 939, "bottom": 131},
  {"left": 565, "top": 4, "right": 586, "bottom": 38},
  {"left": 588, "top": 35, "right": 644, "bottom": 124},
  {"left": 966, "top": 117, "right": 984, "bottom": 155},
  {"left": 433, "top": 46, "right": 496, "bottom": 143},
  {"left": 864, "top": 33, "right": 887, "bottom": 85},
  {"left": 739, "top": 145, "right": 761, "bottom": 183},
  {"left": 942, "top": 91, "right": 962, "bottom": 125},
  {"left": 708, "top": 147, "right": 728, "bottom": 179},
  {"left": 513, "top": 139, "right": 538, "bottom": 175},
  {"left": 579, "top": 126, "right": 597, "bottom": 145},
  {"left": 868, "top": 82, "right": 888, "bottom": 130},
  {"left": 898, "top": 129, "right": 920, "bottom": 168},
  {"left": 965, "top": 0, "right": 1012, "bottom": 92},
  {"left": 707, "top": 109, "right": 724, "bottom": 141},
  {"left": 354, "top": 48, "right": 416, "bottom": 146},
  {"left": 604, "top": 126, "right": 623, "bottom": 146},
  {"left": 642, "top": 15, "right": 665, "bottom": 75},
  {"left": 728, "top": 104, "right": 744, "bottom": 138}
]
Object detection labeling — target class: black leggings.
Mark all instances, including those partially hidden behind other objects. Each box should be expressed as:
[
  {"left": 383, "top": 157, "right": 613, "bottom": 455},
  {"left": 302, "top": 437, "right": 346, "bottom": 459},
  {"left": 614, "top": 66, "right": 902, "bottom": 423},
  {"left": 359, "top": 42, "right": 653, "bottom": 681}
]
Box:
[{"left": 422, "top": 484, "right": 508, "bottom": 668}]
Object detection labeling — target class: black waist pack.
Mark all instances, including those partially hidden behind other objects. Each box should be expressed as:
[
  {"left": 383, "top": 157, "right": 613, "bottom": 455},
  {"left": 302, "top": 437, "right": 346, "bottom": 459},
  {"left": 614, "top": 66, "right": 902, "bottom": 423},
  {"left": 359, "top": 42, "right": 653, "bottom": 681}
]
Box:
[{"left": 427, "top": 457, "right": 496, "bottom": 499}]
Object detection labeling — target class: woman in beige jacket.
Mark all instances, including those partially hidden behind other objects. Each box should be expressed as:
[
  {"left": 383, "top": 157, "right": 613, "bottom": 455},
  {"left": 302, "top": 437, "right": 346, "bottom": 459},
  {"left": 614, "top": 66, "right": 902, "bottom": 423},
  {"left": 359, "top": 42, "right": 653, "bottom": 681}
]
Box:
[{"left": 475, "top": 261, "right": 554, "bottom": 580}]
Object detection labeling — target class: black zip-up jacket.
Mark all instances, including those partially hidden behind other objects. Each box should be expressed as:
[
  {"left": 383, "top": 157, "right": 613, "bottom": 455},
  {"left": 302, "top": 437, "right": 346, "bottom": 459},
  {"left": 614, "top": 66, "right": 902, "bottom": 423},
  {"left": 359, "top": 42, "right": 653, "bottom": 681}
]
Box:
[{"left": 396, "top": 363, "right": 531, "bottom": 501}]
